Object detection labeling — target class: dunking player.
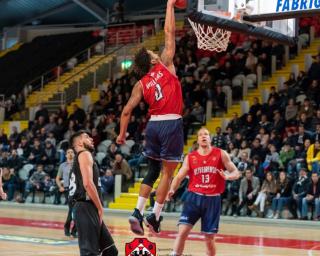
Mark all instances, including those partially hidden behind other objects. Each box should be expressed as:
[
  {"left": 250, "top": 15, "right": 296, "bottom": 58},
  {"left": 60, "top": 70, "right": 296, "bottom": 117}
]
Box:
[
  {"left": 69, "top": 131, "right": 118, "bottom": 256},
  {"left": 0, "top": 168, "right": 7, "bottom": 200},
  {"left": 168, "top": 128, "right": 240, "bottom": 256},
  {"left": 116, "top": 0, "right": 183, "bottom": 235}
]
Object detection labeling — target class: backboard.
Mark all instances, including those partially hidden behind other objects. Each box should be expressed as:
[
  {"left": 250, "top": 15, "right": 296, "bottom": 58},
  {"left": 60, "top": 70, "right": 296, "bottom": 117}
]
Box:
[{"left": 197, "top": 0, "right": 296, "bottom": 37}]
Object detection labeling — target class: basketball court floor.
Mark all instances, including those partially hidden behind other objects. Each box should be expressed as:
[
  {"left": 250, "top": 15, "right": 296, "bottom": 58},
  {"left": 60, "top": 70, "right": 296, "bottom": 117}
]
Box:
[{"left": 0, "top": 203, "right": 319, "bottom": 256}]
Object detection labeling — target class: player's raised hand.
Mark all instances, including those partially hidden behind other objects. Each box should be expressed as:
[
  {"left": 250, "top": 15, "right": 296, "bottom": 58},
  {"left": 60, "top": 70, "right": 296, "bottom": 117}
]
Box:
[
  {"left": 166, "top": 189, "right": 175, "bottom": 201},
  {"left": 116, "top": 135, "right": 125, "bottom": 145},
  {"left": 168, "top": 0, "right": 177, "bottom": 6}
]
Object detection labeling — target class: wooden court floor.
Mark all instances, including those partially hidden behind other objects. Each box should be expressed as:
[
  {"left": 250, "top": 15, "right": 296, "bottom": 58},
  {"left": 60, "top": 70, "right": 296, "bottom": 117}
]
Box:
[{"left": 0, "top": 203, "right": 319, "bottom": 256}]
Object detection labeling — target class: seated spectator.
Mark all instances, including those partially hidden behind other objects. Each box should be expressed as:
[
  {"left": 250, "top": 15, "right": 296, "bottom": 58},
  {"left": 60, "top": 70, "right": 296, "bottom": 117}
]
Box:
[
  {"left": 271, "top": 111, "right": 285, "bottom": 135},
  {"left": 69, "top": 104, "right": 86, "bottom": 125},
  {"left": 285, "top": 98, "right": 298, "bottom": 124},
  {"left": 42, "top": 174, "right": 55, "bottom": 204},
  {"left": 1, "top": 167, "right": 17, "bottom": 201},
  {"left": 294, "top": 125, "right": 311, "bottom": 147},
  {"left": 292, "top": 168, "right": 310, "bottom": 219},
  {"left": 314, "top": 123, "right": 320, "bottom": 142},
  {"left": 236, "top": 152, "right": 250, "bottom": 172},
  {"left": 311, "top": 109, "right": 320, "bottom": 132},
  {"left": 288, "top": 139, "right": 310, "bottom": 178},
  {"left": 101, "top": 143, "right": 120, "bottom": 169},
  {"left": 91, "top": 128, "right": 101, "bottom": 149},
  {"left": 226, "top": 142, "right": 238, "bottom": 162},
  {"left": 22, "top": 164, "right": 46, "bottom": 203},
  {"left": 227, "top": 112, "right": 242, "bottom": 133},
  {"left": 224, "top": 179, "right": 241, "bottom": 216},
  {"left": 213, "top": 85, "right": 226, "bottom": 110},
  {"left": 190, "top": 101, "right": 204, "bottom": 123},
  {"left": 298, "top": 112, "right": 312, "bottom": 132},
  {"left": 251, "top": 155, "right": 265, "bottom": 182},
  {"left": 279, "top": 143, "right": 295, "bottom": 169},
  {"left": 112, "top": 154, "right": 132, "bottom": 182},
  {"left": 241, "top": 114, "right": 256, "bottom": 141},
  {"left": 249, "top": 97, "right": 262, "bottom": 117},
  {"left": 9, "top": 126, "right": 20, "bottom": 143},
  {"left": 28, "top": 138, "right": 45, "bottom": 165},
  {"left": 263, "top": 144, "right": 280, "bottom": 173},
  {"left": 298, "top": 98, "right": 314, "bottom": 119},
  {"left": 237, "top": 168, "right": 260, "bottom": 216},
  {"left": 249, "top": 172, "right": 276, "bottom": 217},
  {"left": 251, "top": 138, "right": 267, "bottom": 161},
  {"left": 43, "top": 140, "right": 57, "bottom": 172},
  {"left": 301, "top": 172, "right": 320, "bottom": 220},
  {"left": 306, "top": 140, "right": 320, "bottom": 172},
  {"left": 258, "top": 114, "right": 272, "bottom": 133},
  {"left": 224, "top": 127, "right": 234, "bottom": 145},
  {"left": 101, "top": 169, "right": 115, "bottom": 195},
  {"left": 268, "top": 129, "right": 282, "bottom": 151},
  {"left": 0, "top": 128, "right": 8, "bottom": 147},
  {"left": 7, "top": 149, "right": 23, "bottom": 174},
  {"left": 256, "top": 127, "right": 269, "bottom": 148},
  {"left": 271, "top": 171, "right": 292, "bottom": 219},
  {"left": 211, "top": 127, "right": 226, "bottom": 149},
  {"left": 236, "top": 140, "right": 251, "bottom": 161},
  {"left": 306, "top": 80, "right": 320, "bottom": 105}
]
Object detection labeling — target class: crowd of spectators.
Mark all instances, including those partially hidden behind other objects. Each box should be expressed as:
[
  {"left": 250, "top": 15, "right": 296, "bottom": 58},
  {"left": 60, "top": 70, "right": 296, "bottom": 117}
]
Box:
[{"left": 0, "top": 17, "right": 320, "bottom": 221}]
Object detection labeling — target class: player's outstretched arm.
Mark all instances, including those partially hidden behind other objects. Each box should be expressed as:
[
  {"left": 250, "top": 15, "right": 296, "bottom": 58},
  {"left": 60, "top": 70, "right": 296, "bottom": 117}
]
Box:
[
  {"left": 220, "top": 150, "right": 241, "bottom": 181},
  {"left": 161, "top": 0, "right": 177, "bottom": 74},
  {"left": 167, "top": 156, "right": 189, "bottom": 200},
  {"left": 78, "top": 151, "right": 104, "bottom": 224},
  {"left": 116, "top": 82, "right": 143, "bottom": 144}
]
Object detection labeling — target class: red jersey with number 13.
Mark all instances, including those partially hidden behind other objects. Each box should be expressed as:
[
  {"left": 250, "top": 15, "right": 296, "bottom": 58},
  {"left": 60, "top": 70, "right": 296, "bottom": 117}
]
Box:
[
  {"left": 140, "top": 62, "right": 183, "bottom": 116},
  {"left": 188, "top": 147, "right": 226, "bottom": 195}
]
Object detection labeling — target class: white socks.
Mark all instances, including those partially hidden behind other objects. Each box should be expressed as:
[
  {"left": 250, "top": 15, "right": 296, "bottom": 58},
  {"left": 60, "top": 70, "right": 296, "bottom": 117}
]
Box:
[
  {"left": 136, "top": 196, "right": 147, "bottom": 215},
  {"left": 153, "top": 202, "right": 164, "bottom": 221}
]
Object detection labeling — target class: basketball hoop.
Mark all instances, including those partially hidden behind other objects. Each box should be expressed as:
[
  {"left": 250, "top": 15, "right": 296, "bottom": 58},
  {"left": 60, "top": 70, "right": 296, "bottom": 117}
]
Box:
[{"left": 188, "top": 18, "right": 231, "bottom": 52}]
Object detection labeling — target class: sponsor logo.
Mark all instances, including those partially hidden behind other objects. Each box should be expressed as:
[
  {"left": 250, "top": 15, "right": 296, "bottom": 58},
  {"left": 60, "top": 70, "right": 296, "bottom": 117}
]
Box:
[
  {"left": 125, "top": 238, "right": 156, "bottom": 256},
  {"left": 276, "top": 0, "right": 320, "bottom": 13}
]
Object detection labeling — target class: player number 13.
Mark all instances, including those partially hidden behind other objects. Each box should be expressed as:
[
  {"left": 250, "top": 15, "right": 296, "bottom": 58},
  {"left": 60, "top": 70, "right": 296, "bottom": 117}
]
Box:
[
  {"left": 155, "top": 84, "right": 164, "bottom": 101},
  {"left": 202, "top": 174, "right": 210, "bottom": 184}
]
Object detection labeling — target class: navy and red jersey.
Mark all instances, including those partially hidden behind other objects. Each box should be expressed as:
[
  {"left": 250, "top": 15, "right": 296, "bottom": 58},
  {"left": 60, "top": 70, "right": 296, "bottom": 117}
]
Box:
[
  {"left": 187, "top": 147, "right": 226, "bottom": 195},
  {"left": 140, "top": 62, "right": 183, "bottom": 116}
]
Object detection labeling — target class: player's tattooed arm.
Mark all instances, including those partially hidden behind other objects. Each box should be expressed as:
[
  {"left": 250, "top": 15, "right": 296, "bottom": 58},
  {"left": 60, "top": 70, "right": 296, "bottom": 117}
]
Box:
[{"left": 219, "top": 150, "right": 241, "bottom": 181}]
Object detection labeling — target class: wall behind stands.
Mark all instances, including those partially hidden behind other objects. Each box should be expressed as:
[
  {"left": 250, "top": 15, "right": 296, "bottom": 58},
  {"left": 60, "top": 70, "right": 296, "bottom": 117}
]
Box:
[
  {"left": 20, "top": 26, "right": 104, "bottom": 42},
  {"left": 106, "top": 0, "right": 164, "bottom": 12}
]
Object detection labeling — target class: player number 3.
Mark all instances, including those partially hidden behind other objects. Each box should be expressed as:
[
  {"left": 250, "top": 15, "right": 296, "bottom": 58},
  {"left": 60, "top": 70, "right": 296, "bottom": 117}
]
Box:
[{"left": 155, "top": 83, "right": 164, "bottom": 101}]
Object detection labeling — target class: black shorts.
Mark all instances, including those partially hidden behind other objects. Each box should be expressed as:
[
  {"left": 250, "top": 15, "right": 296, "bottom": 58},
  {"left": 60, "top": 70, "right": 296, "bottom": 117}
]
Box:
[{"left": 74, "top": 201, "right": 115, "bottom": 256}]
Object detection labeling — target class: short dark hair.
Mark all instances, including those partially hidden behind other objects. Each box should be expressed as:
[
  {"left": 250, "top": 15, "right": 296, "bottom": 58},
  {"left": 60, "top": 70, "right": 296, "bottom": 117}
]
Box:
[
  {"left": 133, "top": 47, "right": 151, "bottom": 79},
  {"left": 69, "top": 130, "right": 87, "bottom": 148}
]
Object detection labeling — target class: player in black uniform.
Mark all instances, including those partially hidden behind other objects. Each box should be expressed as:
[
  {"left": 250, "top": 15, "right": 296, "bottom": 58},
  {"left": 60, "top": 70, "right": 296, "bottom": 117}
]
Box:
[{"left": 69, "top": 131, "right": 118, "bottom": 256}]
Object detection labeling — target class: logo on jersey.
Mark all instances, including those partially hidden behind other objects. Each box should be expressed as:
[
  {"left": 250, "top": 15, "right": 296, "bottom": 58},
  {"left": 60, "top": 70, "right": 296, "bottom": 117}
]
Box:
[{"left": 125, "top": 238, "right": 156, "bottom": 256}]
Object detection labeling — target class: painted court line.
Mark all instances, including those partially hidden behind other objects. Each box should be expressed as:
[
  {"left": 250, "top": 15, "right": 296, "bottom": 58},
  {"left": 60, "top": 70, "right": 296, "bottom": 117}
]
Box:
[{"left": 0, "top": 217, "right": 319, "bottom": 251}]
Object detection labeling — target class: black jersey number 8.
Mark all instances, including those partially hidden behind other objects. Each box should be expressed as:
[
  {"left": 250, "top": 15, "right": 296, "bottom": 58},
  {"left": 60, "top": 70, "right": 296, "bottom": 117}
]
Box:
[{"left": 155, "top": 84, "right": 164, "bottom": 101}]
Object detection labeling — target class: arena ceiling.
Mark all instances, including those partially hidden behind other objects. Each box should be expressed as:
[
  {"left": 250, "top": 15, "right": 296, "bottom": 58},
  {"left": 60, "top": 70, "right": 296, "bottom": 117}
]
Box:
[{"left": 0, "top": 0, "right": 164, "bottom": 29}]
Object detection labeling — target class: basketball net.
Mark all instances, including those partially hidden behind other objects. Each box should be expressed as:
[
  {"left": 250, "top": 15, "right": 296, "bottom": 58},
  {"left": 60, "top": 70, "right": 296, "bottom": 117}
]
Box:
[{"left": 188, "top": 18, "right": 231, "bottom": 52}]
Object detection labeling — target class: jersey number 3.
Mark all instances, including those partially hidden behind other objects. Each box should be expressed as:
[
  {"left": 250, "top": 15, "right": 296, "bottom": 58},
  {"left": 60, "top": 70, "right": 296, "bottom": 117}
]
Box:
[{"left": 155, "top": 84, "right": 164, "bottom": 101}]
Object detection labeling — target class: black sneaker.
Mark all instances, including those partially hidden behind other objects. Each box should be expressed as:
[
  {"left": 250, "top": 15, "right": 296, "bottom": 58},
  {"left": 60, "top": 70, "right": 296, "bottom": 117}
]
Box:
[
  {"left": 144, "top": 213, "right": 163, "bottom": 233},
  {"left": 64, "top": 228, "right": 70, "bottom": 237},
  {"left": 128, "top": 208, "right": 144, "bottom": 235}
]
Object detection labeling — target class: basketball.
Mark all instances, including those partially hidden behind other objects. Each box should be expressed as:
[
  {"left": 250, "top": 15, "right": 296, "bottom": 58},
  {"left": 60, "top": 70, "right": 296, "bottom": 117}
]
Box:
[{"left": 175, "top": 0, "right": 187, "bottom": 9}]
